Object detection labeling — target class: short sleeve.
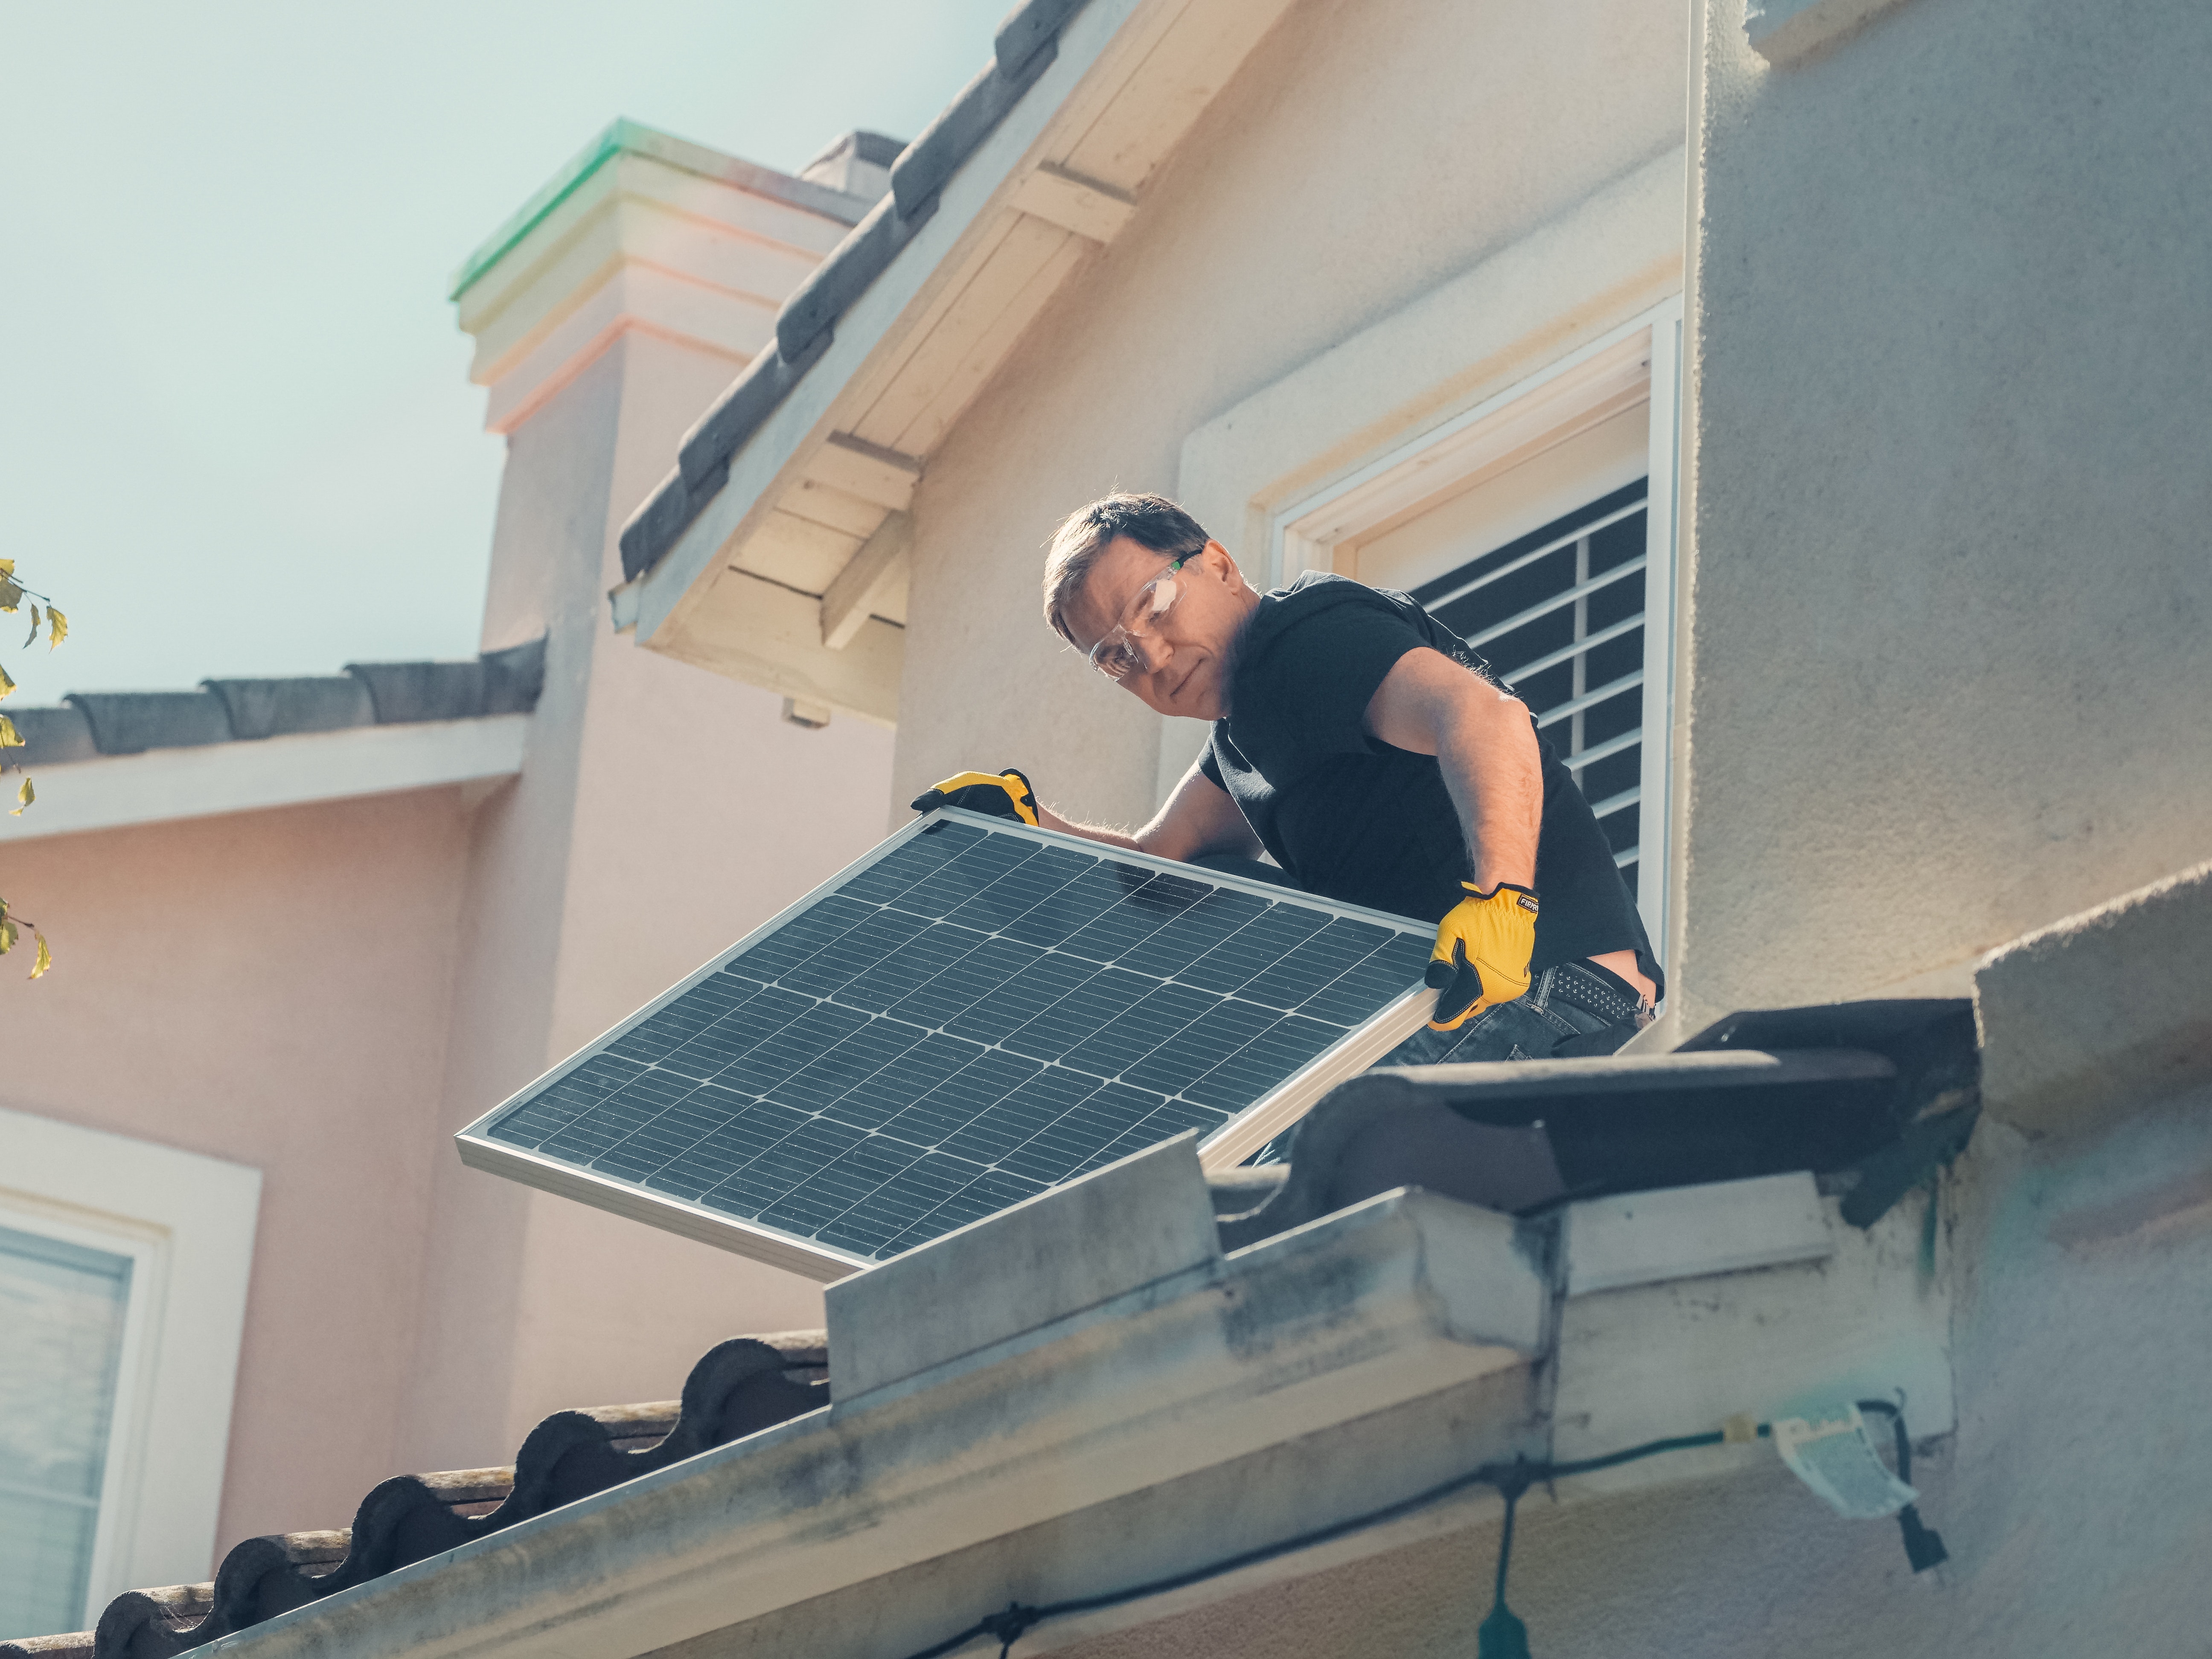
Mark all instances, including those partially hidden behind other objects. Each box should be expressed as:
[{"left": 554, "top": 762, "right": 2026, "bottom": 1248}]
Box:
[{"left": 1234, "top": 587, "right": 1429, "bottom": 772}]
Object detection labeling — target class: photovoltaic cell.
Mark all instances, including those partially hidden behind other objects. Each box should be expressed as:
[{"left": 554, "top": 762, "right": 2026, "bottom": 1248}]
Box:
[{"left": 476, "top": 815, "right": 1432, "bottom": 1266}]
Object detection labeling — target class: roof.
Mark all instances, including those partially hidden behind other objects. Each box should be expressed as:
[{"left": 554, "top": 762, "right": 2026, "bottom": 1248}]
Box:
[
  {"left": 4, "top": 637, "right": 546, "bottom": 769},
  {"left": 0, "top": 1333, "right": 827, "bottom": 1659},
  {"left": 614, "top": 0, "right": 1087, "bottom": 582}
]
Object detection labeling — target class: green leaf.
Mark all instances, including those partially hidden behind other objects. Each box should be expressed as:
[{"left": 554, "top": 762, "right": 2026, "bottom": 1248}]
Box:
[
  {"left": 0, "top": 713, "right": 19, "bottom": 748},
  {"left": 30, "top": 931, "right": 51, "bottom": 979},
  {"left": 0, "top": 917, "right": 15, "bottom": 955},
  {"left": 22, "top": 603, "right": 37, "bottom": 648},
  {"left": 0, "top": 661, "right": 14, "bottom": 701},
  {"left": 45, "top": 606, "right": 67, "bottom": 649},
  {"left": 10, "top": 775, "right": 31, "bottom": 815}
]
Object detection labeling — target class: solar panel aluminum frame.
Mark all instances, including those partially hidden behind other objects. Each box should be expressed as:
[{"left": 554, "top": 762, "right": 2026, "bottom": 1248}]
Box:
[{"left": 454, "top": 807, "right": 1438, "bottom": 1282}]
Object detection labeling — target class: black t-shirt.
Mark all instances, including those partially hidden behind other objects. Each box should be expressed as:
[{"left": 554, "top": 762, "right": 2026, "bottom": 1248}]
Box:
[{"left": 1198, "top": 573, "right": 1661, "bottom": 994}]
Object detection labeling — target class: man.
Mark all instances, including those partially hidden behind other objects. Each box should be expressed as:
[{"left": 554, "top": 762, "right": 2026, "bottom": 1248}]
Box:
[{"left": 914, "top": 493, "right": 1659, "bottom": 1064}]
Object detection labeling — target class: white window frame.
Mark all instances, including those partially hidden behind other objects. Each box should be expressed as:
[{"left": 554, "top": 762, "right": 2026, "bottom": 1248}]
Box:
[
  {"left": 1261, "top": 300, "right": 1685, "bottom": 955},
  {"left": 0, "top": 1105, "right": 260, "bottom": 1625}
]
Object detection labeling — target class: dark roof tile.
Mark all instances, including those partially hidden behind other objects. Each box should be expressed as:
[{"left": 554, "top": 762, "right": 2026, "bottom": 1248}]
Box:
[
  {"left": 64, "top": 691, "right": 232, "bottom": 756},
  {"left": 995, "top": 0, "right": 1088, "bottom": 77},
  {"left": 772, "top": 192, "right": 937, "bottom": 366},
  {"left": 888, "top": 40, "right": 1060, "bottom": 222},
  {"left": 201, "top": 676, "right": 374, "bottom": 741},
  {"left": 6, "top": 704, "right": 97, "bottom": 767},
  {"left": 679, "top": 323, "right": 836, "bottom": 494},
  {"left": 345, "top": 635, "right": 547, "bottom": 724},
  {"left": 5, "top": 637, "right": 548, "bottom": 769},
  {"left": 0, "top": 1333, "right": 829, "bottom": 1659}
]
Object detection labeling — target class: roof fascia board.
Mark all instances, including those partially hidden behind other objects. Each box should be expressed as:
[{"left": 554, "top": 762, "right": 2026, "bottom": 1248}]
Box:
[
  {"left": 195, "top": 1188, "right": 1543, "bottom": 1659},
  {"left": 0, "top": 715, "right": 528, "bottom": 842},
  {"left": 631, "top": 0, "right": 1150, "bottom": 654}
]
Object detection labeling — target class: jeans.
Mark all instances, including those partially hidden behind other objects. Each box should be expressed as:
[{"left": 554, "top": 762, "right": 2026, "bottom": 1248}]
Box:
[{"left": 1380, "top": 958, "right": 1651, "bottom": 1066}]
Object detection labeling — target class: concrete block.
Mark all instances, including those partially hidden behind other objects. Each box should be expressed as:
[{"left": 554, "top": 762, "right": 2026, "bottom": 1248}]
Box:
[
  {"left": 827, "top": 1132, "right": 1219, "bottom": 1401},
  {"left": 1976, "top": 859, "right": 2212, "bottom": 1138},
  {"left": 1563, "top": 1171, "right": 1831, "bottom": 1296}
]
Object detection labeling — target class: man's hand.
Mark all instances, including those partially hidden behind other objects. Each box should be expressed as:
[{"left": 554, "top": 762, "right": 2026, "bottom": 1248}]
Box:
[
  {"left": 1426, "top": 882, "right": 1539, "bottom": 1030},
  {"left": 911, "top": 768, "right": 1040, "bottom": 826}
]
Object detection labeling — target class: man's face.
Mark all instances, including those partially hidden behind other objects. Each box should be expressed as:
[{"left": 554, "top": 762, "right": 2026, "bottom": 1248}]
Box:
[{"left": 1065, "top": 536, "right": 1254, "bottom": 720}]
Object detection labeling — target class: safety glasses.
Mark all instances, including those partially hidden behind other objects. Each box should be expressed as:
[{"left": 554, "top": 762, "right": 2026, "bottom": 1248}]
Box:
[{"left": 1086, "top": 558, "right": 1187, "bottom": 682}]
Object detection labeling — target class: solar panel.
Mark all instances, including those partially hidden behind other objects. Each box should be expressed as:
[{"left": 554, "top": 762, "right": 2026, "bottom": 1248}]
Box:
[{"left": 456, "top": 809, "right": 1437, "bottom": 1280}]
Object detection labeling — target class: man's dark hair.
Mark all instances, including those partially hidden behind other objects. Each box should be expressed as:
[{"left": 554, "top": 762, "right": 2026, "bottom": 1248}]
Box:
[{"left": 1042, "top": 493, "right": 1212, "bottom": 644}]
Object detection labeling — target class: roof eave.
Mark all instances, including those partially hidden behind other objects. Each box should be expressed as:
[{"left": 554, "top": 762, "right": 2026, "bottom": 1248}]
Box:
[
  {"left": 625, "top": 0, "right": 1128, "bottom": 663},
  {"left": 619, "top": 0, "right": 1301, "bottom": 715}
]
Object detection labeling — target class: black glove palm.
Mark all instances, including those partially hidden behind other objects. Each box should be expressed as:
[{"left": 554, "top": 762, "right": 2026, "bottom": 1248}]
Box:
[{"left": 910, "top": 767, "right": 1040, "bottom": 826}]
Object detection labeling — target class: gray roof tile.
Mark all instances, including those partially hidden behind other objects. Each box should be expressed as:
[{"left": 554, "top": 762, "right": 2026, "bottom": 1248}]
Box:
[
  {"left": 202, "top": 676, "right": 375, "bottom": 741},
  {"left": 995, "top": 0, "right": 1087, "bottom": 77},
  {"left": 888, "top": 39, "right": 1060, "bottom": 221},
  {"left": 345, "top": 634, "right": 547, "bottom": 725},
  {"left": 64, "top": 691, "right": 233, "bottom": 756},
  {"left": 3, "top": 637, "right": 547, "bottom": 768},
  {"left": 771, "top": 194, "right": 936, "bottom": 367},
  {"left": 7, "top": 704, "right": 97, "bottom": 768}
]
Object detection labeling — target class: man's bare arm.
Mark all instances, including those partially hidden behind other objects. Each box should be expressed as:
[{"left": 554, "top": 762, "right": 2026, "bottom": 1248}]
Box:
[
  {"left": 1363, "top": 647, "right": 1541, "bottom": 892},
  {"left": 1036, "top": 757, "right": 1262, "bottom": 863}
]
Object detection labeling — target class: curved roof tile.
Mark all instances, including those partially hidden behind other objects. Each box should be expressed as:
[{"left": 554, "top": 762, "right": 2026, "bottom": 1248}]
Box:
[{"left": 0, "top": 1332, "right": 827, "bottom": 1659}]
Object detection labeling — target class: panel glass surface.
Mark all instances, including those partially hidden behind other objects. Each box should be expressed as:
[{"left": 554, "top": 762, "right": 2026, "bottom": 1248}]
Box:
[{"left": 487, "top": 818, "right": 1429, "bottom": 1263}]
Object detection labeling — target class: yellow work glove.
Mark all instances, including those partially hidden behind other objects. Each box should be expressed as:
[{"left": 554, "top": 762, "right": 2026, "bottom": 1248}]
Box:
[
  {"left": 1425, "top": 882, "right": 1540, "bottom": 1031},
  {"left": 909, "top": 767, "right": 1040, "bottom": 827}
]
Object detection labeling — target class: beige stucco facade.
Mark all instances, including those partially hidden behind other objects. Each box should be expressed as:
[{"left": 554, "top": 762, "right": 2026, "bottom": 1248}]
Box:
[
  {"left": 894, "top": 0, "right": 1690, "bottom": 832},
  {"left": 1669, "top": 0, "right": 2212, "bottom": 1026}
]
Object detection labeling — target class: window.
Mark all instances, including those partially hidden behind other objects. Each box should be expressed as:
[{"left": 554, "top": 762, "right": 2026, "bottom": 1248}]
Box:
[
  {"left": 1403, "top": 479, "right": 1650, "bottom": 895},
  {"left": 0, "top": 1225, "right": 136, "bottom": 1636},
  {"left": 0, "top": 1106, "right": 259, "bottom": 1637},
  {"left": 1269, "top": 307, "right": 1682, "bottom": 946}
]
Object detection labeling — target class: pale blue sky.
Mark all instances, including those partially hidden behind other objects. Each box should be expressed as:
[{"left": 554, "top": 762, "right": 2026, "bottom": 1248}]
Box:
[{"left": 0, "top": 0, "right": 1011, "bottom": 700}]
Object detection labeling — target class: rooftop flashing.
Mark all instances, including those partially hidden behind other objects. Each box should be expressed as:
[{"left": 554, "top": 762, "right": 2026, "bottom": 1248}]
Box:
[{"left": 448, "top": 118, "right": 875, "bottom": 303}]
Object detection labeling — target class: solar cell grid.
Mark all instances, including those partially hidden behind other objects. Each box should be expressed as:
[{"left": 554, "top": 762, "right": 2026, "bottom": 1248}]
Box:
[{"left": 478, "top": 814, "right": 1429, "bottom": 1266}]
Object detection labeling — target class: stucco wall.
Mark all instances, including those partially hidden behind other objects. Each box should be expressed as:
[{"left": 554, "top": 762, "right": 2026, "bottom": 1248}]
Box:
[
  {"left": 398, "top": 332, "right": 896, "bottom": 1476},
  {"left": 0, "top": 790, "right": 469, "bottom": 1551},
  {"left": 1671, "top": 0, "right": 2212, "bottom": 1022},
  {"left": 895, "top": 0, "right": 1689, "bottom": 829}
]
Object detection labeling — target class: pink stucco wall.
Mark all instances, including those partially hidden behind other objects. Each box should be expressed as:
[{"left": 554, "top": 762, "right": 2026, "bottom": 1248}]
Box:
[
  {"left": 0, "top": 336, "right": 897, "bottom": 1567},
  {"left": 0, "top": 788, "right": 470, "bottom": 1548}
]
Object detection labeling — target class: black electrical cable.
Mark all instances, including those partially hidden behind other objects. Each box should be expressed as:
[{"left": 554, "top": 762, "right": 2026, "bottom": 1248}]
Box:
[
  {"left": 1856, "top": 1399, "right": 1950, "bottom": 1572},
  {"left": 894, "top": 1423, "right": 1775, "bottom": 1659}
]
